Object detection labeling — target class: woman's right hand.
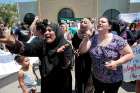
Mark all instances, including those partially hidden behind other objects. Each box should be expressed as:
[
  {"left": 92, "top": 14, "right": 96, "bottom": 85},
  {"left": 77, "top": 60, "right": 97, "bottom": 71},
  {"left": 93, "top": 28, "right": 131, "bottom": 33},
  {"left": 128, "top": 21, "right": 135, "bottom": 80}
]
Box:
[
  {"left": 78, "top": 29, "right": 93, "bottom": 39},
  {"left": 105, "top": 60, "right": 117, "bottom": 70},
  {"left": 0, "top": 29, "right": 15, "bottom": 44}
]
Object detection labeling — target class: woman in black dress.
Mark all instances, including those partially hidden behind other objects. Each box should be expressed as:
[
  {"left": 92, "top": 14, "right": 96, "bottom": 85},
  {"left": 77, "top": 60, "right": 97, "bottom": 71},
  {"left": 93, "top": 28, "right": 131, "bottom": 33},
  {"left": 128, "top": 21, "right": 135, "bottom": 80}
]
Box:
[{"left": 0, "top": 22, "right": 73, "bottom": 93}]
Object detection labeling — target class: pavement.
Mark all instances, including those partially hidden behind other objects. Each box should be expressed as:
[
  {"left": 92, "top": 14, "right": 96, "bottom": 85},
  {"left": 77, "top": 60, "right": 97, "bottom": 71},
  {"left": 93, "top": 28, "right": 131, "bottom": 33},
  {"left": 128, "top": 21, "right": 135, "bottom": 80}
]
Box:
[
  {"left": 0, "top": 69, "right": 41, "bottom": 93},
  {"left": 0, "top": 69, "right": 136, "bottom": 93}
]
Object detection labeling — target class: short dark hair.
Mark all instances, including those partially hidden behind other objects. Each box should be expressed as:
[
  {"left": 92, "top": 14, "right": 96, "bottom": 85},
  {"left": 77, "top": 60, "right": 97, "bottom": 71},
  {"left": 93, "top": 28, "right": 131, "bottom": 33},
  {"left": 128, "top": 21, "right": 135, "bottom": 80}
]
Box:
[
  {"left": 42, "top": 18, "right": 48, "bottom": 26},
  {"left": 23, "top": 13, "right": 35, "bottom": 26},
  {"left": 129, "top": 23, "right": 136, "bottom": 30},
  {"left": 36, "top": 21, "right": 46, "bottom": 34},
  {"left": 14, "top": 55, "right": 26, "bottom": 63}
]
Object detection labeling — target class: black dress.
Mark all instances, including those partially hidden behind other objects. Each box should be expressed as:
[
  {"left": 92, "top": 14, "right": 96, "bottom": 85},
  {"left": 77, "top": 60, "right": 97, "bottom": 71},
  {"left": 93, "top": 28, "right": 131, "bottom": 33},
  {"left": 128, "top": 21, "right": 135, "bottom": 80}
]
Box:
[
  {"left": 7, "top": 23, "right": 73, "bottom": 93},
  {"left": 72, "top": 33, "right": 93, "bottom": 93}
]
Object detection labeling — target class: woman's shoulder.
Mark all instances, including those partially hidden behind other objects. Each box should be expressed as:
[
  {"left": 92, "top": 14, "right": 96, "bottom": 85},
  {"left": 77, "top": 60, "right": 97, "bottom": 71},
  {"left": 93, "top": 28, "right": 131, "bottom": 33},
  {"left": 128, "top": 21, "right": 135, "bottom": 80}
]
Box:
[
  {"left": 112, "top": 34, "right": 128, "bottom": 49},
  {"left": 113, "top": 34, "right": 125, "bottom": 40}
]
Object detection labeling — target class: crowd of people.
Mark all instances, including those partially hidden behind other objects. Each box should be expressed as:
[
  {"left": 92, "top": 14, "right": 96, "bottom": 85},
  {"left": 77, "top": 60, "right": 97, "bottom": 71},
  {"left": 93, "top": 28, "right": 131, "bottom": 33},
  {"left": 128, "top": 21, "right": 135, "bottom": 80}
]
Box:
[{"left": 0, "top": 12, "right": 140, "bottom": 93}]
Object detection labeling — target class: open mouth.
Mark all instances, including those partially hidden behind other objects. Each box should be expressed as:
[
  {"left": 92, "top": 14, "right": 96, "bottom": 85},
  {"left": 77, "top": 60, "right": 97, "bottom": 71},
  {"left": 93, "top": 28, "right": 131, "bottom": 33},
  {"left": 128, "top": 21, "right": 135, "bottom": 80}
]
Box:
[
  {"left": 45, "top": 36, "right": 51, "bottom": 41},
  {"left": 97, "top": 25, "right": 103, "bottom": 29},
  {"left": 44, "top": 34, "right": 51, "bottom": 38}
]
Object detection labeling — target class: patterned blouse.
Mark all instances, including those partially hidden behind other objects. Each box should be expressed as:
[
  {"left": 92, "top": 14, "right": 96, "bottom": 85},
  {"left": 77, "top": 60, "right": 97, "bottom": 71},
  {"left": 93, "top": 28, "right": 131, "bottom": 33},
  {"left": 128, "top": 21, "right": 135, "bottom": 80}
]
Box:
[{"left": 89, "top": 34, "right": 127, "bottom": 83}]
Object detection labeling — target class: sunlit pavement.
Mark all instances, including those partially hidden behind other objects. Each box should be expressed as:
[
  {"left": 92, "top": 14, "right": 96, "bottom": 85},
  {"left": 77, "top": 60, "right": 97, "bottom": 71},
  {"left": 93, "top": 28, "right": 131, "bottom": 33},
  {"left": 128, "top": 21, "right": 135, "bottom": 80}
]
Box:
[
  {"left": 0, "top": 70, "right": 41, "bottom": 93},
  {"left": 0, "top": 69, "right": 135, "bottom": 93}
]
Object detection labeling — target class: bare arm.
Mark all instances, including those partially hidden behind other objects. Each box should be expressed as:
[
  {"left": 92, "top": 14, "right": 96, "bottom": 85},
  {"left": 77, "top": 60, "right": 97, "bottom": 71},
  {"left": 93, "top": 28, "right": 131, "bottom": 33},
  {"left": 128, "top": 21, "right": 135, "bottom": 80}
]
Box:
[
  {"left": 0, "top": 29, "right": 43, "bottom": 56},
  {"left": 18, "top": 71, "right": 29, "bottom": 93},
  {"left": 105, "top": 44, "right": 134, "bottom": 70},
  {"left": 115, "top": 44, "right": 134, "bottom": 65},
  {"left": 30, "top": 16, "right": 39, "bottom": 36},
  {"left": 0, "top": 33, "right": 15, "bottom": 44}
]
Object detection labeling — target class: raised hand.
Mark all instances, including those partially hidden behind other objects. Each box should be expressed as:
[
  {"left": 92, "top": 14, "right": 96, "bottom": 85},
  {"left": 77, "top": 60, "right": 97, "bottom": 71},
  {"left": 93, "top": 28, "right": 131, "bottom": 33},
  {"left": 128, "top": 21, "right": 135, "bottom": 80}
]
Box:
[
  {"left": 56, "top": 44, "right": 70, "bottom": 53},
  {"left": 0, "top": 29, "right": 15, "bottom": 44}
]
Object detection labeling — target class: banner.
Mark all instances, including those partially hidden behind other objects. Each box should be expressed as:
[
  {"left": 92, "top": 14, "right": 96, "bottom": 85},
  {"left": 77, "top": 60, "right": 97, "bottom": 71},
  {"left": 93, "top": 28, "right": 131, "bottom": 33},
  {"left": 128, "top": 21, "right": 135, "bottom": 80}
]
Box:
[
  {"left": 123, "top": 44, "right": 140, "bottom": 82},
  {"left": 119, "top": 13, "right": 139, "bottom": 23},
  {"left": 119, "top": 12, "right": 140, "bottom": 30},
  {"left": 0, "top": 49, "right": 39, "bottom": 76}
]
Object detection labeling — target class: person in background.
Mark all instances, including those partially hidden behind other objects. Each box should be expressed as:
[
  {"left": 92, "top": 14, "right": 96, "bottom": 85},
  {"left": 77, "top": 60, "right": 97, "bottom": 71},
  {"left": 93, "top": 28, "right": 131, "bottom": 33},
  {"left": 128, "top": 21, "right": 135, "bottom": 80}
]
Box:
[
  {"left": 59, "top": 23, "right": 72, "bottom": 43},
  {"left": 30, "top": 16, "right": 49, "bottom": 38},
  {"left": 119, "top": 20, "right": 128, "bottom": 40},
  {"left": 68, "top": 21, "right": 79, "bottom": 38},
  {"left": 127, "top": 23, "right": 137, "bottom": 46},
  {"left": 118, "top": 20, "right": 136, "bottom": 46},
  {"left": 111, "top": 20, "right": 121, "bottom": 35},
  {"left": 29, "top": 16, "right": 39, "bottom": 37},
  {"left": 79, "top": 16, "right": 134, "bottom": 93},
  {"left": 13, "top": 13, "right": 35, "bottom": 42},
  {"left": 14, "top": 55, "right": 37, "bottom": 93},
  {"left": 0, "top": 19, "right": 9, "bottom": 51},
  {"left": 132, "top": 31, "right": 140, "bottom": 93}
]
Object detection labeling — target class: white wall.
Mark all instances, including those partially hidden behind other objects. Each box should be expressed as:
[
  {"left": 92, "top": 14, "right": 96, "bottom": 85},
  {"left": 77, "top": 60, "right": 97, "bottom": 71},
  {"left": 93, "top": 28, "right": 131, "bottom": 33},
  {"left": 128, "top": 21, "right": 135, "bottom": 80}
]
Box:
[
  {"left": 38, "top": 0, "right": 98, "bottom": 22},
  {"left": 17, "top": 1, "right": 38, "bottom": 21},
  {"left": 38, "top": 0, "right": 130, "bottom": 22}
]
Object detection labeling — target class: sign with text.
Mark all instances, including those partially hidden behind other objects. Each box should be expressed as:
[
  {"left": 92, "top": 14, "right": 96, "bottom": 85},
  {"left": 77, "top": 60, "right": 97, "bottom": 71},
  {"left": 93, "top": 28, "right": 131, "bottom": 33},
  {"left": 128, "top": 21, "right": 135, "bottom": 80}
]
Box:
[
  {"left": 123, "top": 44, "right": 140, "bottom": 82},
  {"left": 119, "top": 12, "right": 140, "bottom": 30}
]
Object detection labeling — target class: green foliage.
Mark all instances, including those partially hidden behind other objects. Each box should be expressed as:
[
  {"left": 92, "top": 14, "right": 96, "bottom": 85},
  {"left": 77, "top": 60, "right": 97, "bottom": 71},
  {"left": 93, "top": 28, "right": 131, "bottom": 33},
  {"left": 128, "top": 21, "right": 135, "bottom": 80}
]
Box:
[{"left": 0, "top": 4, "right": 17, "bottom": 27}]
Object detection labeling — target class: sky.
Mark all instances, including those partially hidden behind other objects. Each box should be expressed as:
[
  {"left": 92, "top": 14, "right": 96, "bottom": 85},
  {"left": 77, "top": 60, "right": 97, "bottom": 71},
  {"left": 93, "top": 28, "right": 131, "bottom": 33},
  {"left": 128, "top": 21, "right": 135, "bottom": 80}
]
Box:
[
  {"left": 0, "top": 0, "right": 36, "bottom": 4},
  {"left": 130, "top": 0, "right": 140, "bottom": 3},
  {"left": 0, "top": 0, "right": 140, "bottom": 4}
]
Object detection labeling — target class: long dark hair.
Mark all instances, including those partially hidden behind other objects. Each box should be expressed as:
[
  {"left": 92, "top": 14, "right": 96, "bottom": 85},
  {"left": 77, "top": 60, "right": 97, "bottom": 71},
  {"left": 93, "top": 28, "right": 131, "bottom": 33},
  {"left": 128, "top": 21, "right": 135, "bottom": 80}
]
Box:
[{"left": 111, "top": 20, "right": 121, "bottom": 35}]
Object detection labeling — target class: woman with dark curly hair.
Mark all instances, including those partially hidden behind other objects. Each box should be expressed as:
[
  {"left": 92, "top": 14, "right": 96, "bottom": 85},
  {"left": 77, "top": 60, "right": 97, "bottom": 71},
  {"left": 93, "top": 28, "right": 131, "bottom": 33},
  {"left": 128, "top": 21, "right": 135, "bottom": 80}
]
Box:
[{"left": 79, "top": 16, "right": 134, "bottom": 93}]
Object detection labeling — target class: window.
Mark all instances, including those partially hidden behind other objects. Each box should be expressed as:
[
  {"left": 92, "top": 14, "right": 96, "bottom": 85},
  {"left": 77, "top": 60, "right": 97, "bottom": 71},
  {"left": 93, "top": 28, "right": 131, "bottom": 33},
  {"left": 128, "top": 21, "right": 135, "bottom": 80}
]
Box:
[
  {"left": 57, "top": 8, "right": 74, "bottom": 23},
  {"left": 103, "top": 9, "right": 120, "bottom": 21}
]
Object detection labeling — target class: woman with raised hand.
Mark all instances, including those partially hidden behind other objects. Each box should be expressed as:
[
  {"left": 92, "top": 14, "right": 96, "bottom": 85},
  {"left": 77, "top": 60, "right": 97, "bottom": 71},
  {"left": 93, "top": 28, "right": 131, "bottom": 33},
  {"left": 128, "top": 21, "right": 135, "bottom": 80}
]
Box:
[
  {"left": 72, "top": 18, "right": 94, "bottom": 93},
  {"left": 0, "top": 22, "right": 73, "bottom": 93},
  {"left": 79, "top": 16, "right": 134, "bottom": 93}
]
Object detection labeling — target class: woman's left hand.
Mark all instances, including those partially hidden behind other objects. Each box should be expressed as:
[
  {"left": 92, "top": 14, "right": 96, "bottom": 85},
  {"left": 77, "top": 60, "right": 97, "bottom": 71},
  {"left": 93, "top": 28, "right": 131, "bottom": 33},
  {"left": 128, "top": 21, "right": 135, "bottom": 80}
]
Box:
[
  {"left": 105, "top": 60, "right": 117, "bottom": 70},
  {"left": 56, "top": 44, "right": 69, "bottom": 53}
]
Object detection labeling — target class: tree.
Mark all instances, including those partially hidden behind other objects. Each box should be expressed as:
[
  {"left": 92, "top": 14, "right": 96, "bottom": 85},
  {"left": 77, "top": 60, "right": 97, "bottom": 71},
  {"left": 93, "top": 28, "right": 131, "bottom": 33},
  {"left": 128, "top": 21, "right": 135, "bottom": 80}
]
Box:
[{"left": 0, "top": 4, "right": 17, "bottom": 27}]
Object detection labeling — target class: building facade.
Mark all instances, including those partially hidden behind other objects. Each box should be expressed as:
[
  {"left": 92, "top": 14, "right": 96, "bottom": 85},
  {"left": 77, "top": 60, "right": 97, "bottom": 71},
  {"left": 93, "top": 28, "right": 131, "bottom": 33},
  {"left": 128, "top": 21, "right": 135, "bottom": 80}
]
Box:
[{"left": 38, "top": 0, "right": 130, "bottom": 22}]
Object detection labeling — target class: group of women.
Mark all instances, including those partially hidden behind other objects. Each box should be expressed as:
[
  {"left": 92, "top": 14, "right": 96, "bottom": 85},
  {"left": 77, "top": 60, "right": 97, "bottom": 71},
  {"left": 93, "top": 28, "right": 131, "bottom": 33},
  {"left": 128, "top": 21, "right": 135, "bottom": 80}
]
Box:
[{"left": 0, "top": 16, "right": 135, "bottom": 93}]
